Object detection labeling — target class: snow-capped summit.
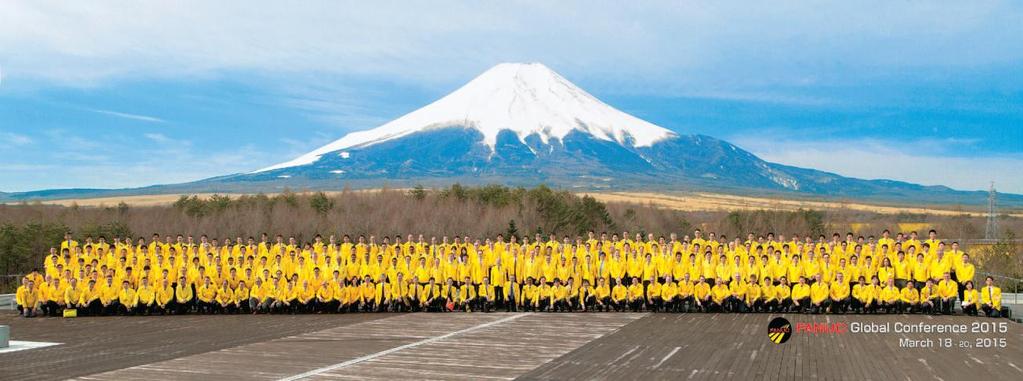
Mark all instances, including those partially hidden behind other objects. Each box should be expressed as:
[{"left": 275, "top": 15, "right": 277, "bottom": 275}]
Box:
[{"left": 256, "top": 63, "right": 676, "bottom": 172}]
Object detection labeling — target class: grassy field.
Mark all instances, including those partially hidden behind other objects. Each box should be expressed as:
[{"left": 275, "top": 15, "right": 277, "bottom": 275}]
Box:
[{"left": 25, "top": 190, "right": 1015, "bottom": 217}]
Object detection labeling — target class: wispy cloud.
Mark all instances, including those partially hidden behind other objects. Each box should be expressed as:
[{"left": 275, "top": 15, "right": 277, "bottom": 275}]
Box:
[
  {"left": 89, "top": 108, "right": 165, "bottom": 123},
  {"left": 143, "top": 132, "right": 173, "bottom": 143},
  {"left": 0, "top": 132, "right": 33, "bottom": 146}
]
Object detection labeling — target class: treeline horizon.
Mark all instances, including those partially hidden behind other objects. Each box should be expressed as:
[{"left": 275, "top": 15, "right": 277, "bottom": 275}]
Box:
[{"left": 1, "top": 184, "right": 1020, "bottom": 289}]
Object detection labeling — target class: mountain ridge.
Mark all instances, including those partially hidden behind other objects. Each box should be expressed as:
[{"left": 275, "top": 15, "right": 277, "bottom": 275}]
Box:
[{"left": 3, "top": 62, "right": 1017, "bottom": 209}]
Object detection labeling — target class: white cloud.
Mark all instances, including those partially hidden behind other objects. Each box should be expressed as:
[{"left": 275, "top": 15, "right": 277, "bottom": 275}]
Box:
[
  {"left": 89, "top": 108, "right": 165, "bottom": 123},
  {"left": 0, "top": 132, "right": 33, "bottom": 146},
  {"left": 143, "top": 133, "right": 174, "bottom": 144},
  {"left": 0, "top": 1, "right": 1020, "bottom": 92},
  {"left": 731, "top": 136, "right": 1023, "bottom": 194}
]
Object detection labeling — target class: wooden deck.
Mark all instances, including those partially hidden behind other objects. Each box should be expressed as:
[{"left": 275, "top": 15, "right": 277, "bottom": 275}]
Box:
[{"left": 1, "top": 312, "right": 1021, "bottom": 380}]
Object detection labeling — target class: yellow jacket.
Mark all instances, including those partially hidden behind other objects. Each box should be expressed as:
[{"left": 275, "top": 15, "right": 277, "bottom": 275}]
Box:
[
  {"left": 136, "top": 285, "right": 156, "bottom": 304},
  {"left": 175, "top": 283, "right": 194, "bottom": 303},
  {"left": 611, "top": 285, "right": 628, "bottom": 302},
  {"left": 119, "top": 287, "right": 139, "bottom": 308},
  {"left": 981, "top": 286, "right": 1002, "bottom": 309},
  {"left": 900, "top": 287, "right": 919, "bottom": 303},
  {"left": 791, "top": 284, "right": 810, "bottom": 300},
  {"left": 829, "top": 282, "right": 850, "bottom": 300},
  {"left": 156, "top": 285, "right": 174, "bottom": 306},
  {"left": 880, "top": 286, "right": 900, "bottom": 303},
  {"left": 810, "top": 282, "right": 829, "bottom": 303}
]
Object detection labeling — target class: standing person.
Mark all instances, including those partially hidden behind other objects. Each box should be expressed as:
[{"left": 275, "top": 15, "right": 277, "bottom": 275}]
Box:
[
  {"left": 505, "top": 275, "right": 521, "bottom": 312},
  {"left": 980, "top": 276, "right": 1002, "bottom": 317},
  {"left": 491, "top": 258, "right": 507, "bottom": 310},
  {"left": 953, "top": 253, "right": 975, "bottom": 302}
]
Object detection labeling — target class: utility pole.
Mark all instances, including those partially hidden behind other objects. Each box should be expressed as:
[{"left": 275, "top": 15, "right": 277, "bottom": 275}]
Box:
[{"left": 985, "top": 182, "right": 998, "bottom": 240}]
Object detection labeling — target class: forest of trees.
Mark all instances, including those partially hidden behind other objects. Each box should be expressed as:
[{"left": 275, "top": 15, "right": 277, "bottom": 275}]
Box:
[{"left": 1, "top": 185, "right": 1019, "bottom": 291}]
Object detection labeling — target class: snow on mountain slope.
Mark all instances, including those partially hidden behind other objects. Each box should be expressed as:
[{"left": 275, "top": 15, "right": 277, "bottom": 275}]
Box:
[{"left": 255, "top": 63, "right": 676, "bottom": 173}]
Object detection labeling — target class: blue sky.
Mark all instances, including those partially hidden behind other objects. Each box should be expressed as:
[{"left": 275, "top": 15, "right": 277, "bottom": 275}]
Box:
[{"left": 1, "top": 1, "right": 1021, "bottom": 193}]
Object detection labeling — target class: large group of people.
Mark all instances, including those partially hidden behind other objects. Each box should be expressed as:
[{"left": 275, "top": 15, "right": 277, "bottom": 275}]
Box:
[{"left": 14, "top": 228, "right": 1005, "bottom": 318}]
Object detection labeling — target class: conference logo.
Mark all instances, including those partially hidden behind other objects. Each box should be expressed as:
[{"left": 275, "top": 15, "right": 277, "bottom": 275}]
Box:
[{"left": 767, "top": 317, "right": 792, "bottom": 344}]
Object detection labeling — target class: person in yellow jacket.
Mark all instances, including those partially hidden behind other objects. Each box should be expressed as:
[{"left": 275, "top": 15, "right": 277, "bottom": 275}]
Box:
[
  {"left": 920, "top": 280, "right": 941, "bottom": 315},
  {"left": 40, "top": 278, "right": 66, "bottom": 317},
  {"left": 248, "top": 278, "right": 270, "bottom": 314},
  {"left": 878, "top": 278, "right": 900, "bottom": 313},
  {"left": 99, "top": 277, "right": 120, "bottom": 316},
  {"left": 759, "top": 276, "right": 776, "bottom": 312},
  {"left": 980, "top": 276, "right": 1002, "bottom": 317},
  {"left": 15, "top": 278, "right": 39, "bottom": 318},
  {"left": 536, "top": 277, "right": 554, "bottom": 312},
  {"left": 155, "top": 278, "right": 175, "bottom": 314},
  {"left": 64, "top": 278, "right": 84, "bottom": 314},
  {"left": 809, "top": 275, "right": 830, "bottom": 314},
  {"left": 660, "top": 276, "right": 679, "bottom": 312},
  {"left": 828, "top": 273, "right": 850, "bottom": 314},
  {"left": 774, "top": 277, "right": 792, "bottom": 313},
  {"left": 645, "top": 276, "right": 662, "bottom": 312},
  {"left": 175, "top": 275, "right": 195, "bottom": 314},
  {"left": 725, "top": 274, "right": 747, "bottom": 313},
  {"left": 936, "top": 272, "right": 957, "bottom": 315},
  {"left": 301, "top": 280, "right": 320, "bottom": 313},
  {"left": 314, "top": 279, "right": 335, "bottom": 313},
  {"left": 745, "top": 278, "right": 762, "bottom": 312},
  {"left": 477, "top": 277, "right": 496, "bottom": 312},
  {"left": 136, "top": 277, "right": 156, "bottom": 315},
  {"left": 505, "top": 275, "right": 523, "bottom": 312},
  {"left": 118, "top": 280, "right": 139, "bottom": 315},
  {"left": 953, "top": 253, "right": 975, "bottom": 301},
  {"left": 233, "top": 280, "right": 251, "bottom": 314},
  {"left": 457, "top": 276, "right": 477, "bottom": 312},
  {"left": 551, "top": 278, "right": 571, "bottom": 312},
  {"left": 852, "top": 276, "right": 876, "bottom": 314},
  {"left": 900, "top": 281, "right": 920, "bottom": 314},
  {"left": 627, "top": 277, "right": 645, "bottom": 312},
  {"left": 196, "top": 277, "right": 218, "bottom": 314},
  {"left": 359, "top": 276, "right": 377, "bottom": 312},
  {"left": 215, "top": 279, "right": 236, "bottom": 314},
  {"left": 960, "top": 280, "right": 980, "bottom": 316},
  {"left": 677, "top": 274, "right": 695, "bottom": 313},
  {"left": 791, "top": 276, "right": 811, "bottom": 313},
  {"left": 81, "top": 279, "right": 103, "bottom": 316},
  {"left": 709, "top": 277, "right": 730, "bottom": 313},
  {"left": 388, "top": 274, "right": 410, "bottom": 312},
  {"left": 610, "top": 279, "right": 628, "bottom": 312},
  {"left": 692, "top": 276, "right": 711, "bottom": 312},
  {"left": 419, "top": 277, "right": 441, "bottom": 312}
]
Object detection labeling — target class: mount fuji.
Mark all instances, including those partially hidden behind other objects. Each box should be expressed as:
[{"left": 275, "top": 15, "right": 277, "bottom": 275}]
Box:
[
  {"left": 221, "top": 62, "right": 998, "bottom": 205},
  {"left": 2, "top": 63, "right": 1016, "bottom": 206}
]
